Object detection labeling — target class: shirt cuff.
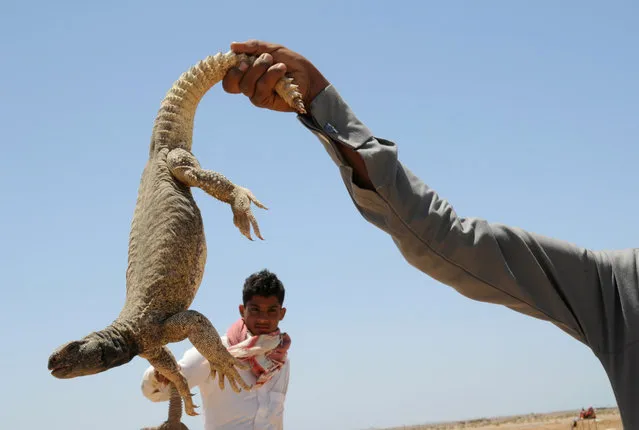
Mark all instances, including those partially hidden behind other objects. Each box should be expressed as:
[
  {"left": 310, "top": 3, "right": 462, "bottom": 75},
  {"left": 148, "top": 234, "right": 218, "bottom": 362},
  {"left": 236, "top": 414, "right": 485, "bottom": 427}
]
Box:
[
  {"left": 297, "top": 84, "right": 400, "bottom": 200},
  {"left": 297, "top": 84, "right": 375, "bottom": 150}
]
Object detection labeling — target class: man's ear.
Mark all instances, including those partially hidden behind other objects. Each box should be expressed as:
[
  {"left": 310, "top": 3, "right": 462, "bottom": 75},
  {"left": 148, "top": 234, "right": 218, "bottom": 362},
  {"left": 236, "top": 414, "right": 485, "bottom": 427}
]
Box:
[
  {"left": 279, "top": 307, "right": 286, "bottom": 321},
  {"left": 238, "top": 304, "right": 245, "bottom": 317}
]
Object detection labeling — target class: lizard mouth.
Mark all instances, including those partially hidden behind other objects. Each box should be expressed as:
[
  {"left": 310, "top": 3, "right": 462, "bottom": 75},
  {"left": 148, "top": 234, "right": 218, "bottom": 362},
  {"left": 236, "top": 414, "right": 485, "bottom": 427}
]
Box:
[{"left": 49, "top": 364, "right": 71, "bottom": 378}]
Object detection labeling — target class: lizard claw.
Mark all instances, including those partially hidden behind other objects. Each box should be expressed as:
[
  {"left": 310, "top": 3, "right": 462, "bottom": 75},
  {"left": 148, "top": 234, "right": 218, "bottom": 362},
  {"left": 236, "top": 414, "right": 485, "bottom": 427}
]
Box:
[
  {"left": 231, "top": 186, "right": 267, "bottom": 241},
  {"left": 184, "top": 402, "right": 199, "bottom": 416}
]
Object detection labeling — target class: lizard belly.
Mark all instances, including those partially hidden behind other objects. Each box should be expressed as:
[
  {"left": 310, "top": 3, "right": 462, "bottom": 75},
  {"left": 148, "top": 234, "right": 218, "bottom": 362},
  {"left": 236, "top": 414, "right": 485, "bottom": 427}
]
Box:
[{"left": 121, "top": 159, "right": 207, "bottom": 320}]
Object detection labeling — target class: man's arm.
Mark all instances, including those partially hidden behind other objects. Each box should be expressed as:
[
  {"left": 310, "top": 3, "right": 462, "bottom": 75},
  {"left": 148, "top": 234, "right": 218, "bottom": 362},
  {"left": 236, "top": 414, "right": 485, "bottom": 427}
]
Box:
[
  {"left": 140, "top": 346, "right": 211, "bottom": 402},
  {"left": 296, "top": 84, "right": 639, "bottom": 355},
  {"left": 254, "top": 360, "right": 290, "bottom": 430},
  {"left": 221, "top": 38, "right": 639, "bottom": 428}
]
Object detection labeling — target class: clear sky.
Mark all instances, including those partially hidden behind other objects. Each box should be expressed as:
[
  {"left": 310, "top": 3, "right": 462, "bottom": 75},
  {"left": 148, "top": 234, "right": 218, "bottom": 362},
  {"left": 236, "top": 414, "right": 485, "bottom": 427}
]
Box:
[{"left": 2, "top": 1, "right": 637, "bottom": 429}]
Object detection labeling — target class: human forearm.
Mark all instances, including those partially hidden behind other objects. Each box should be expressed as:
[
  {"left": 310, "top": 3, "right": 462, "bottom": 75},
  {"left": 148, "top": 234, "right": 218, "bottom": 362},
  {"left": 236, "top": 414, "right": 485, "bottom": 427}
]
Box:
[
  {"left": 324, "top": 132, "right": 374, "bottom": 190},
  {"left": 297, "top": 84, "right": 638, "bottom": 353}
]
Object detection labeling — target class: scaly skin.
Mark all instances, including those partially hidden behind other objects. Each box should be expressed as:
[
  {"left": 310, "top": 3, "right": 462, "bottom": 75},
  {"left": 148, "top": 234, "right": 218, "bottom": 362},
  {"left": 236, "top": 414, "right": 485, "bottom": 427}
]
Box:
[
  {"left": 141, "top": 383, "right": 189, "bottom": 430},
  {"left": 46, "top": 50, "right": 305, "bottom": 417}
]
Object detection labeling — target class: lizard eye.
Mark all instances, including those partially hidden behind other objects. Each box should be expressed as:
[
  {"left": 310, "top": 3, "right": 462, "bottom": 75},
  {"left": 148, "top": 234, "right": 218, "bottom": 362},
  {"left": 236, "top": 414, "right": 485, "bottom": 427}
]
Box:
[{"left": 64, "top": 341, "right": 81, "bottom": 354}]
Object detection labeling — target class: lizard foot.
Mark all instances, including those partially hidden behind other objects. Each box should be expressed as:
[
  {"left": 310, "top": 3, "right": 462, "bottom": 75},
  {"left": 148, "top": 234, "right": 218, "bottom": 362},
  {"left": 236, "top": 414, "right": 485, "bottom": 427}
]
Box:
[
  {"left": 143, "top": 347, "right": 200, "bottom": 417},
  {"left": 209, "top": 353, "right": 252, "bottom": 393},
  {"left": 161, "top": 310, "right": 253, "bottom": 392},
  {"left": 182, "top": 392, "right": 199, "bottom": 417},
  {"left": 230, "top": 186, "right": 267, "bottom": 241},
  {"left": 167, "top": 148, "right": 267, "bottom": 241}
]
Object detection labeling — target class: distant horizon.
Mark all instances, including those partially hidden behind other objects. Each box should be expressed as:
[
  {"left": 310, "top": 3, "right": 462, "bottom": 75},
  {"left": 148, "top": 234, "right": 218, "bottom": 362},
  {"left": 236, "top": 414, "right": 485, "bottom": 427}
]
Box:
[
  {"left": 375, "top": 406, "right": 620, "bottom": 430},
  {"left": 399, "top": 405, "right": 619, "bottom": 423}
]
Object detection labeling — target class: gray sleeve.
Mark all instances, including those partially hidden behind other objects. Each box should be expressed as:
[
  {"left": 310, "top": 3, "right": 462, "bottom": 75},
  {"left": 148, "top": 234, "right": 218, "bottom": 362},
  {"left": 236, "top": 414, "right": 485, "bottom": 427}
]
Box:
[{"left": 297, "top": 84, "right": 639, "bottom": 355}]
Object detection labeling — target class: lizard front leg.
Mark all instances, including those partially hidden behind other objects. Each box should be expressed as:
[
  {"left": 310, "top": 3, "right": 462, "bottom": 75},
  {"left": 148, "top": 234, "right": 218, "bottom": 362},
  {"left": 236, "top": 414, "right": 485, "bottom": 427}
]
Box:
[
  {"left": 167, "top": 147, "right": 267, "bottom": 241},
  {"left": 142, "top": 346, "right": 199, "bottom": 417},
  {"left": 161, "top": 309, "right": 251, "bottom": 393}
]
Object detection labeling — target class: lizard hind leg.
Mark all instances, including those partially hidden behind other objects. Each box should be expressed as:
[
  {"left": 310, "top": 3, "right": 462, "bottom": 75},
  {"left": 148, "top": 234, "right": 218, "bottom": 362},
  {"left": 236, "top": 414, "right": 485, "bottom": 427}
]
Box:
[
  {"left": 161, "top": 309, "right": 252, "bottom": 393},
  {"left": 144, "top": 346, "right": 199, "bottom": 417},
  {"left": 166, "top": 147, "right": 267, "bottom": 241}
]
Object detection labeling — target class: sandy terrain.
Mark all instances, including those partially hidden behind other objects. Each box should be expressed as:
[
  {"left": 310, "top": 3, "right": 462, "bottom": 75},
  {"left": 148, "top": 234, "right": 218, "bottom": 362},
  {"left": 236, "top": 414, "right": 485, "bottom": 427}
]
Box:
[{"left": 382, "top": 408, "right": 622, "bottom": 430}]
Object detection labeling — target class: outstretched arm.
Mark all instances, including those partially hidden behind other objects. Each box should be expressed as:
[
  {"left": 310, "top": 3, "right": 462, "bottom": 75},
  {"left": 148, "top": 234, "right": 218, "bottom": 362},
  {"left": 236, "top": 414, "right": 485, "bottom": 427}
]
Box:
[
  {"left": 296, "top": 84, "right": 639, "bottom": 353},
  {"left": 295, "top": 84, "right": 639, "bottom": 428},
  {"left": 222, "top": 40, "right": 639, "bottom": 357}
]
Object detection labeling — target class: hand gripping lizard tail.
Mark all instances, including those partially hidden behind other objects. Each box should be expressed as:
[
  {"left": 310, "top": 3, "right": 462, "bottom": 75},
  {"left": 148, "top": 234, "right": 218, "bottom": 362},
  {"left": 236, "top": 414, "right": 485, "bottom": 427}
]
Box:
[{"left": 150, "top": 50, "right": 305, "bottom": 240}]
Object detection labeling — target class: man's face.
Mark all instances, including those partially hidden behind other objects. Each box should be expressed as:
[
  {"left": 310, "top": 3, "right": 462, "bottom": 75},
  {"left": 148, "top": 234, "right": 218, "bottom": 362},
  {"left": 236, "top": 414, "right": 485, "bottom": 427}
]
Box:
[{"left": 239, "top": 295, "right": 286, "bottom": 335}]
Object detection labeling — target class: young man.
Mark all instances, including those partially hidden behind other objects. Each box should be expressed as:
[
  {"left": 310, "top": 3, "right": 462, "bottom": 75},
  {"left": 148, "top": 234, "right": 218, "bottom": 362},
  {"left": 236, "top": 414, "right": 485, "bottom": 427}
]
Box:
[
  {"left": 220, "top": 40, "right": 639, "bottom": 429},
  {"left": 141, "top": 269, "right": 290, "bottom": 430}
]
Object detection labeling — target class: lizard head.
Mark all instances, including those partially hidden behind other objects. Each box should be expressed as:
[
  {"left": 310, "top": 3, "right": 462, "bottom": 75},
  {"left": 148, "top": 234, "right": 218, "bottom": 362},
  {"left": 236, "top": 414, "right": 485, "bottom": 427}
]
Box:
[
  {"left": 47, "top": 336, "right": 106, "bottom": 378},
  {"left": 47, "top": 329, "right": 136, "bottom": 378}
]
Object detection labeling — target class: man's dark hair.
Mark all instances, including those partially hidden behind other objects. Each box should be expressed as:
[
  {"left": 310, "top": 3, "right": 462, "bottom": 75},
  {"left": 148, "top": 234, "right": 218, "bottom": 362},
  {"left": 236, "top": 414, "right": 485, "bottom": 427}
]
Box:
[{"left": 242, "top": 269, "right": 285, "bottom": 305}]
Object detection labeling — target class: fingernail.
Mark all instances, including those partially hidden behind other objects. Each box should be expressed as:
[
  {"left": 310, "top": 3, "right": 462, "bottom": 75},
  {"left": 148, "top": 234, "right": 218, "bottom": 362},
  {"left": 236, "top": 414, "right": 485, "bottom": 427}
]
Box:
[{"left": 239, "top": 61, "right": 248, "bottom": 71}]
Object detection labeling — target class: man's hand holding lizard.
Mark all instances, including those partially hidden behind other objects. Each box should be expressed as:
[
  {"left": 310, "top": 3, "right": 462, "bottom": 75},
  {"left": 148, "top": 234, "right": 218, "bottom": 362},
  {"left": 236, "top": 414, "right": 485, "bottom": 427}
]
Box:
[{"left": 223, "top": 40, "right": 329, "bottom": 113}]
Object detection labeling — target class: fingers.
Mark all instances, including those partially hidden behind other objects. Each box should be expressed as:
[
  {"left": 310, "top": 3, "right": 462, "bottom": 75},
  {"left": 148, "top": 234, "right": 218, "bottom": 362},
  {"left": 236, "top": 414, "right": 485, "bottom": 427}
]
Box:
[
  {"left": 239, "top": 53, "right": 273, "bottom": 100},
  {"left": 226, "top": 39, "right": 315, "bottom": 113},
  {"left": 253, "top": 63, "right": 287, "bottom": 109},
  {"left": 224, "top": 55, "right": 275, "bottom": 98},
  {"left": 222, "top": 61, "right": 248, "bottom": 94},
  {"left": 224, "top": 40, "right": 298, "bottom": 111},
  {"left": 230, "top": 39, "right": 281, "bottom": 55},
  {"left": 223, "top": 48, "right": 288, "bottom": 110}
]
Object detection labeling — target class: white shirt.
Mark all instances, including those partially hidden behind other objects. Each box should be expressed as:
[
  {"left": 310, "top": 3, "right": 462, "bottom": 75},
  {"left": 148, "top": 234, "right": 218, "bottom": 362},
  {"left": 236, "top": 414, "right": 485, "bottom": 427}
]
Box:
[{"left": 140, "top": 336, "right": 290, "bottom": 430}]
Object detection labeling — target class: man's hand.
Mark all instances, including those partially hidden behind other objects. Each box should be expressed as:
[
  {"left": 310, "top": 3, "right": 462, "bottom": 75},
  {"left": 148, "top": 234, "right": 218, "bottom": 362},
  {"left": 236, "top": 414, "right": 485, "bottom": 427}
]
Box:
[{"left": 223, "top": 40, "right": 329, "bottom": 113}]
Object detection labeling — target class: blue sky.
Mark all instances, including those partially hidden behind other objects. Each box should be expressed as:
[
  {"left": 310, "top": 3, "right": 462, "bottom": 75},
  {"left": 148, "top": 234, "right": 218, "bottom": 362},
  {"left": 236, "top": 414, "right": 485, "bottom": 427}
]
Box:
[{"left": 2, "top": 1, "right": 637, "bottom": 429}]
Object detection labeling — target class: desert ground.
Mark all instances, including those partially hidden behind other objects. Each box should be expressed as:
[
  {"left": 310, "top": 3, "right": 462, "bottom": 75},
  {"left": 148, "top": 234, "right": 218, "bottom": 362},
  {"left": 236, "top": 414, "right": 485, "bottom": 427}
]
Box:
[{"left": 381, "top": 407, "right": 622, "bottom": 430}]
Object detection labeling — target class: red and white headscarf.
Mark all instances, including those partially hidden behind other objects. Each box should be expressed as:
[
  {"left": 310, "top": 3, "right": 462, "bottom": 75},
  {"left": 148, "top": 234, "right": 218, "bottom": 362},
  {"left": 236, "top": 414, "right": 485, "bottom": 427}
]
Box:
[{"left": 225, "top": 318, "right": 291, "bottom": 388}]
